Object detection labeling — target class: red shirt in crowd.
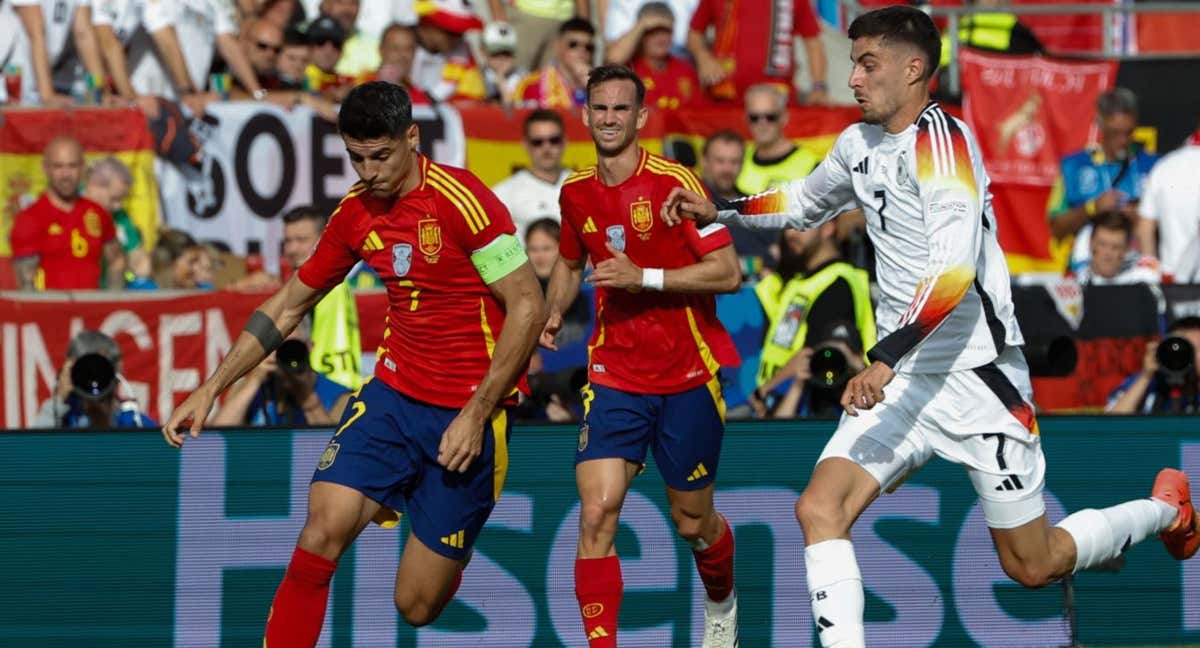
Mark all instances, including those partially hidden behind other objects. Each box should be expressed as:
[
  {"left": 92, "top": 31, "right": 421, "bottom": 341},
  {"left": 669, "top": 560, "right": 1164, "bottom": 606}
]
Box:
[
  {"left": 558, "top": 149, "right": 740, "bottom": 395},
  {"left": 689, "top": 0, "right": 820, "bottom": 101},
  {"left": 298, "top": 156, "right": 526, "bottom": 409},
  {"left": 10, "top": 194, "right": 115, "bottom": 290},
  {"left": 633, "top": 56, "right": 705, "bottom": 110}
]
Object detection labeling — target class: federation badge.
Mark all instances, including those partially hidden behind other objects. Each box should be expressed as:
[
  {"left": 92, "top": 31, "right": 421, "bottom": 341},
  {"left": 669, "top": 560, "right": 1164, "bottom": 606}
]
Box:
[
  {"left": 582, "top": 602, "right": 603, "bottom": 618},
  {"left": 418, "top": 218, "right": 443, "bottom": 258},
  {"left": 605, "top": 225, "right": 626, "bottom": 252},
  {"left": 897, "top": 151, "right": 910, "bottom": 186},
  {"left": 317, "top": 441, "right": 340, "bottom": 470},
  {"left": 578, "top": 423, "right": 589, "bottom": 452},
  {"left": 84, "top": 210, "right": 102, "bottom": 237},
  {"left": 630, "top": 199, "right": 653, "bottom": 233},
  {"left": 392, "top": 243, "right": 413, "bottom": 277}
]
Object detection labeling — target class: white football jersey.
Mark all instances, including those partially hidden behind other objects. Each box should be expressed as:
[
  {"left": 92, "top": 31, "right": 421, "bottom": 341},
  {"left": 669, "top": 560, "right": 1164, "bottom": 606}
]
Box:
[
  {"left": 716, "top": 102, "right": 1024, "bottom": 374},
  {"left": 175, "top": 0, "right": 237, "bottom": 92},
  {"left": 92, "top": 0, "right": 173, "bottom": 44},
  {"left": 4, "top": 0, "right": 88, "bottom": 101}
]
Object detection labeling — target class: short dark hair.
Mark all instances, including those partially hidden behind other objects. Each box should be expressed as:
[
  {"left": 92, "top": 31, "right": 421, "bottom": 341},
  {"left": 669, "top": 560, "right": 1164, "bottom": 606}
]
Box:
[
  {"left": 847, "top": 6, "right": 941, "bottom": 81},
  {"left": 1097, "top": 88, "right": 1138, "bottom": 118},
  {"left": 1092, "top": 210, "right": 1132, "bottom": 239},
  {"left": 525, "top": 217, "right": 561, "bottom": 244},
  {"left": 524, "top": 109, "right": 564, "bottom": 138},
  {"left": 282, "top": 204, "right": 328, "bottom": 228},
  {"left": 702, "top": 130, "right": 744, "bottom": 157},
  {"left": 586, "top": 64, "right": 646, "bottom": 106},
  {"left": 381, "top": 22, "right": 415, "bottom": 43},
  {"left": 338, "top": 81, "right": 413, "bottom": 140},
  {"left": 559, "top": 16, "right": 595, "bottom": 36},
  {"left": 1168, "top": 316, "right": 1200, "bottom": 333}
]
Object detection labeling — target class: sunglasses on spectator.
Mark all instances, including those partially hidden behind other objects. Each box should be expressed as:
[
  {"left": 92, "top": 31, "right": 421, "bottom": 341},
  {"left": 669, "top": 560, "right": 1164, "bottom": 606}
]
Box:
[
  {"left": 748, "top": 112, "right": 782, "bottom": 124},
  {"left": 255, "top": 41, "right": 282, "bottom": 54},
  {"left": 528, "top": 135, "right": 564, "bottom": 147},
  {"left": 567, "top": 39, "right": 596, "bottom": 53}
]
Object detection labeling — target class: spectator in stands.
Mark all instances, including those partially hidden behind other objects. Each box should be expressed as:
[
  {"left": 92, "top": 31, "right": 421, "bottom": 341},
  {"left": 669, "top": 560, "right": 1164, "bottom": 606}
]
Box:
[
  {"left": 486, "top": 0, "right": 588, "bottom": 72},
  {"left": 516, "top": 217, "right": 587, "bottom": 422},
  {"left": 180, "top": 0, "right": 269, "bottom": 103},
  {"left": 701, "top": 130, "right": 777, "bottom": 280},
  {"left": 305, "top": 14, "right": 354, "bottom": 101},
  {"left": 10, "top": 136, "right": 124, "bottom": 291},
  {"left": 257, "top": 0, "right": 306, "bottom": 31},
  {"left": 1137, "top": 125, "right": 1200, "bottom": 284},
  {"left": 377, "top": 23, "right": 431, "bottom": 104},
  {"left": 320, "top": 0, "right": 376, "bottom": 78},
  {"left": 127, "top": 229, "right": 209, "bottom": 290},
  {"left": 281, "top": 205, "right": 363, "bottom": 391},
  {"left": 749, "top": 223, "right": 876, "bottom": 418},
  {"left": 274, "top": 26, "right": 310, "bottom": 90},
  {"left": 492, "top": 110, "right": 571, "bottom": 240},
  {"left": 92, "top": 0, "right": 194, "bottom": 104},
  {"left": 513, "top": 17, "right": 594, "bottom": 109},
  {"left": 480, "top": 20, "right": 522, "bottom": 105},
  {"left": 32, "top": 330, "right": 156, "bottom": 428},
  {"left": 605, "top": 2, "right": 702, "bottom": 111},
  {"left": 211, "top": 320, "right": 350, "bottom": 426},
  {"left": 687, "top": 0, "right": 827, "bottom": 104},
  {"left": 1048, "top": 88, "right": 1158, "bottom": 275},
  {"left": 737, "top": 84, "right": 820, "bottom": 195},
  {"left": 82, "top": 157, "right": 148, "bottom": 287},
  {"left": 412, "top": 0, "right": 487, "bottom": 102},
  {"left": 11, "top": 0, "right": 107, "bottom": 107},
  {"left": 604, "top": 0, "right": 695, "bottom": 57},
  {"left": 1070, "top": 211, "right": 1160, "bottom": 286},
  {"left": 241, "top": 17, "right": 285, "bottom": 83},
  {"left": 1108, "top": 317, "right": 1200, "bottom": 415}
]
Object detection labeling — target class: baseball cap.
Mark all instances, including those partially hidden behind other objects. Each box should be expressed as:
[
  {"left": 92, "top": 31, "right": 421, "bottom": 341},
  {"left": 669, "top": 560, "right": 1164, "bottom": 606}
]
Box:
[
  {"left": 306, "top": 14, "right": 346, "bottom": 46},
  {"left": 483, "top": 22, "right": 517, "bottom": 55},
  {"left": 415, "top": 0, "right": 484, "bottom": 34}
]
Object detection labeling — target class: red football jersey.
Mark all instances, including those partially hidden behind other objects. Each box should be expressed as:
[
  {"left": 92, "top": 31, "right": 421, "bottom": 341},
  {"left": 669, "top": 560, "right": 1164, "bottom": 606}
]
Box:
[
  {"left": 10, "top": 194, "right": 115, "bottom": 290},
  {"left": 633, "top": 56, "right": 705, "bottom": 111},
  {"left": 689, "top": 0, "right": 820, "bottom": 100},
  {"left": 298, "top": 156, "right": 525, "bottom": 409},
  {"left": 558, "top": 149, "right": 740, "bottom": 395}
]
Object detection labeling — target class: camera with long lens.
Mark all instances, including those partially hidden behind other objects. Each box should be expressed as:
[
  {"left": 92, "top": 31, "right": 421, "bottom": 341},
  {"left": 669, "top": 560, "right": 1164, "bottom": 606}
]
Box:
[
  {"left": 808, "top": 345, "right": 850, "bottom": 388},
  {"left": 276, "top": 339, "right": 312, "bottom": 375},
  {"left": 1021, "top": 336, "right": 1078, "bottom": 377},
  {"left": 1157, "top": 336, "right": 1196, "bottom": 385},
  {"left": 71, "top": 353, "right": 117, "bottom": 401}
]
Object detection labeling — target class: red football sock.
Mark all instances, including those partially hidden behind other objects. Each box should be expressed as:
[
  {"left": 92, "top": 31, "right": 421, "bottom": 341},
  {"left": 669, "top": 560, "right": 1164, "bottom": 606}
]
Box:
[
  {"left": 575, "top": 556, "right": 623, "bottom": 647},
  {"left": 693, "top": 516, "right": 735, "bottom": 602},
  {"left": 263, "top": 546, "right": 337, "bottom": 647}
]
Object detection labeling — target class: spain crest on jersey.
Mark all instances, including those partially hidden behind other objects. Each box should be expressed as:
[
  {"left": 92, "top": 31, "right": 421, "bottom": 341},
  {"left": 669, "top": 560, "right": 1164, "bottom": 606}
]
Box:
[
  {"left": 418, "top": 218, "right": 443, "bottom": 257},
  {"left": 84, "top": 210, "right": 102, "bottom": 237},
  {"left": 392, "top": 243, "right": 413, "bottom": 277},
  {"left": 630, "top": 199, "right": 653, "bottom": 233}
]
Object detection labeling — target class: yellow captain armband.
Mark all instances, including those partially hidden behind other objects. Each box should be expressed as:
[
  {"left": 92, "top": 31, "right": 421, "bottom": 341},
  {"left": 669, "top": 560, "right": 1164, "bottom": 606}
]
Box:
[{"left": 471, "top": 233, "right": 527, "bottom": 283}]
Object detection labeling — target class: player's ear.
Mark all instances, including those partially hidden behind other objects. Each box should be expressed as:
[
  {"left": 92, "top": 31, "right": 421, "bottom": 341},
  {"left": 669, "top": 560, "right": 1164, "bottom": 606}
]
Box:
[
  {"left": 405, "top": 122, "right": 420, "bottom": 150},
  {"left": 636, "top": 104, "right": 649, "bottom": 129},
  {"left": 906, "top": 53, "right": 926, "bottom": 86},
  {"left": 581, "top": 105, "right": 591, "bottom": 129}
]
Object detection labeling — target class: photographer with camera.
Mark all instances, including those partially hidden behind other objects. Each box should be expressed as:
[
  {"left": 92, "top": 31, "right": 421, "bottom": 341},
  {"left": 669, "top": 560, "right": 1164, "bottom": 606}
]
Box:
[
  {"left": 211, "top": 323, "right": 350, "bottom": 426},
  {"left": 1108, "top": 317, "right": 1200, "bottom": 415},
  {"left": 33, "top": 330, "right": 155, "bottom": 429},
  {"left": 749, "top": 222, "right": 876, "bottom": 418}
]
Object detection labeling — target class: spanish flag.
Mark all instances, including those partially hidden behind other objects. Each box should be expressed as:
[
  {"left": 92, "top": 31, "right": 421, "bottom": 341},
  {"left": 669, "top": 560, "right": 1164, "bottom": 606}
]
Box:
[{"left": 0, "top": 108, "right": 159, "bottom": 259}]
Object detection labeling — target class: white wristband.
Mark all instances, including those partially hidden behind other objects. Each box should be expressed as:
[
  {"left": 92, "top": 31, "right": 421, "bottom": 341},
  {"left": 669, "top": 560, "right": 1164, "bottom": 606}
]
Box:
[{"left": 641, "top": 267, "right": 664, "bottom": 291}]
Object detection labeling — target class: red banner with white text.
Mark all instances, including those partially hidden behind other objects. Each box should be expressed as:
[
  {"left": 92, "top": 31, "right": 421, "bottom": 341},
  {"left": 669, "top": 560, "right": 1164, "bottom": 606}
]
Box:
[{"left": 960, "top": 50, "right": 1117, "bottom": 274}]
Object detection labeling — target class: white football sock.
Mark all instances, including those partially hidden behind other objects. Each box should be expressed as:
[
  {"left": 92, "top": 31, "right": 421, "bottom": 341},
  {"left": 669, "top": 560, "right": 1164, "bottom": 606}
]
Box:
[
  {"left": 1056, "top": 498, "right": 1177, "bottom": 572},
  {"left": 805, "top": 539, "right": 865, "bottom": 648}
]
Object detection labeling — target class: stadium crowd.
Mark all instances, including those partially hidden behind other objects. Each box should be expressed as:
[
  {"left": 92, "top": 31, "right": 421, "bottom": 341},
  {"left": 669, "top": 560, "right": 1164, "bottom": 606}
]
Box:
[{"left": 2, "top": 0, "right": 1198, "bottom": 425}]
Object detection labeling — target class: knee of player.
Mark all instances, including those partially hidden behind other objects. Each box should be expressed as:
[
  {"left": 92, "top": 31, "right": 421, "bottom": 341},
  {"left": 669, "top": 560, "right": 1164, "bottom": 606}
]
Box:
[
  {"left": 394, "top": 591, "right": 439, "bottom": 627},
  {"left": 999, "top": 556, "right": 1058, "bottom": 589},
  {"left": 794, "top": 492, "right": 852, "bottom": 536},
  {"left": 669, "top": 505, "right": 707, "bottom": 541},
  {"left": 296, "top": 523, "right": 343, "bottom": 558},
  {"left": 579, "top": 499, "right": 621, "bottom": 535}
]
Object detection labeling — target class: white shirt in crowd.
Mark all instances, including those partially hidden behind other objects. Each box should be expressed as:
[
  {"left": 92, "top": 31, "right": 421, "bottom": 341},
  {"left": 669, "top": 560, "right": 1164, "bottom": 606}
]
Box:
[
  {"left": 492, "top": 168, "right": 571, "bottom": 242},
  {"left": 604, "top": 0, "right": 699, "bottom": 51},
  {"left": 3, "top": 0, "right": 89, "bottom": 102},
  {"left": 93, "top": 0, "right": 178, "bottom": 95},
  {"left": 716, "top": 102, "right": 1023, "bottom": 374},
  {"left": 129, "top": 0, "right": 236, "bottom": 96},
  {"left": 1072, "top": 256, "right": 1162, "bottom": 286},
  {"left": 1139, "top": 142, "right": 1200, "bottom": 284}
]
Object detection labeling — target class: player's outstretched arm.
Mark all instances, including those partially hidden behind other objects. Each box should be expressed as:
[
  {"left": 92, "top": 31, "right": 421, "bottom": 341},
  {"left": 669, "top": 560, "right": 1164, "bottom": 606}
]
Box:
[
  {"left": 439, "top": 262, "right": 547, "bottom": 472},
  {"left": 162, "top": 275, "right": 327, "bottom": 448}
]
